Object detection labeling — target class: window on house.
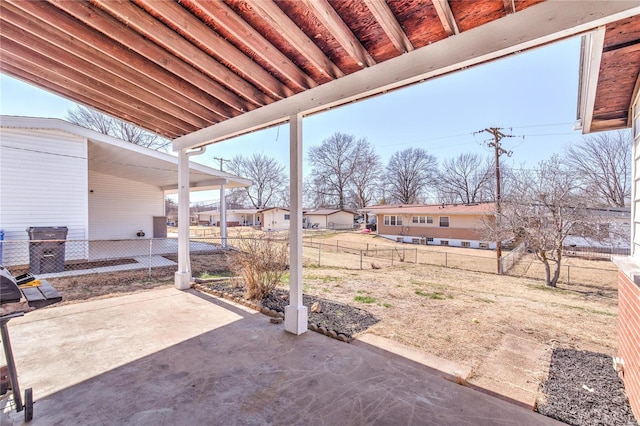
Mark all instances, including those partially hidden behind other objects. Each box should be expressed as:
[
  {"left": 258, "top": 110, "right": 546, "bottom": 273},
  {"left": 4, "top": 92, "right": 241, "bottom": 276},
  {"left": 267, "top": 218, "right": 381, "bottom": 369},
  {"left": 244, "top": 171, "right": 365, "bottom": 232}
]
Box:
[
  {"left": 412, "top": 216, "right": 430, "bottom": 224},
  {"left": 412, "top": 238, "right": 420, "bottom": 244},
  {"left": 412, "top": 216, "right": 419, "bottom": 224},
  {"left": 461, "top": 241, "right": 471, "bottom": 248},
  {"left": 439, "top": 217, "right": 449, "bottom": 227},
  {"left": 384, "top": 215, "right": 403, "bottom": 226},
  {"left": 426, "top": 237, "right": 434, "bottom": 242},
  {"left": 284, "top": 214, "right": 290, "bottom": 220},
  {"left": 426, "top": 216, "right": 433, "bottom": 224},
  {"left": 396, "top": 237, "right": 403, "bottom": 242},
  {"left": 440, "top": 240, "right": 449, "bottom": 246},
  {"left": 479, "top": 243, "right": 489, "bottom": 249}
]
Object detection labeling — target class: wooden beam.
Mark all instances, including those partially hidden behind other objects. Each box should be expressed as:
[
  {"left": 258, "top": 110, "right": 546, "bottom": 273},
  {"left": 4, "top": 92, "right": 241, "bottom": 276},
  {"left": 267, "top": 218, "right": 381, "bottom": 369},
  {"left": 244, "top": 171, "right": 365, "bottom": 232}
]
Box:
[
  {"left": 0, "top": 12, "right": 218, "bottom": 129},
  {"left": 0, "top": 63, "right": 183, "bottom": 139},
  {"left": 0, "top": 42, "right": 195, "bottom": 135},
  {"left": 192, "top": 0, "right": 318, "bottom": 92},
  {"left": 503, "top": 0, "right": 516, "bottom": 15},
  {"left": 134, "top": 0, "right": 293, "bottom": 100},
  {"left": 302, "top": 0, "right": 376, "bottom": 68},
  {"left": 6, "top": 0, "right": 235, "bottom": 121},
  {"left": 432, "top": 0, "right": 460, "bottom": 36},
  {"left": 245, "top": 0, "right": 344, "bottom": 80},
  {"left": 90, "top": 0, "right": 275, "bottom": 105},
  {"left": 364, "top": 0, "right": 414, "bottom": 52},
  {"left": 174, "top": 1, "right": 640, "bottom": 150},
  {"left": 46, "top": 0, "right": 259, "bottom": 112}
]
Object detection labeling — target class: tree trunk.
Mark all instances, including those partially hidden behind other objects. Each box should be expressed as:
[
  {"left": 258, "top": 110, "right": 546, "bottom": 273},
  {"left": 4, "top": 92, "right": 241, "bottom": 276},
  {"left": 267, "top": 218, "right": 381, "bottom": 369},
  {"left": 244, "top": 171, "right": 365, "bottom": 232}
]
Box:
[{"left": 541, "top": 256, "right": 552, "bottom": 287}]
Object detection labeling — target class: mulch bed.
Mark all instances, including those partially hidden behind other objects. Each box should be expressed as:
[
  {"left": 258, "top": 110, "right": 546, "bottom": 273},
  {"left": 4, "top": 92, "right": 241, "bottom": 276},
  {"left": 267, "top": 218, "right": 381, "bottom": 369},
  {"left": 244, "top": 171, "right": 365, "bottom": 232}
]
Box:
[
  {"left": 198, "top": 281, "right": 379, "bottom": 340},
  {"left": 536, "top": 348, "right": 638, "bottom": 426}
]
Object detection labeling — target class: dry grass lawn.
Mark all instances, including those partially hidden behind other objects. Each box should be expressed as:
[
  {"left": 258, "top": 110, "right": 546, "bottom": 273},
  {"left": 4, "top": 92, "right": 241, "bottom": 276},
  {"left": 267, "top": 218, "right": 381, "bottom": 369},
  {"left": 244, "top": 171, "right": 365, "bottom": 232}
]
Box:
[{"left": 44, "top": 230, "right": 618, "bottom": 405}]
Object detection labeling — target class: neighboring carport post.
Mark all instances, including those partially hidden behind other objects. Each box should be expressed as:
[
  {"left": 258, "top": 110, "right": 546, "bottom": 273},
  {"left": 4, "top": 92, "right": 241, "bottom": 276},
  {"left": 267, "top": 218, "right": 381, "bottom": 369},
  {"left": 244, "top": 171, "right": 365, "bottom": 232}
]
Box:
[
  {"left": 175, "top": 147, "right": 192, "bottom": 289},
  {"left": 220, "top": 182, "right": 227, "bottom": 248},
  {"left": 285, "top": 113, "right": 308, "bottom": 335}
]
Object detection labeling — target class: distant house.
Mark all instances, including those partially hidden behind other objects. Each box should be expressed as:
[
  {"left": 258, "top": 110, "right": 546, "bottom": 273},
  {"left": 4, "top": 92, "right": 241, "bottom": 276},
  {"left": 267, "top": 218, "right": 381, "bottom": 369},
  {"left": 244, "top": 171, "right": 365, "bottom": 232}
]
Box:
[
  {"left": 361, "top": 203, "right": 496, "bottom": 249},
  {"left": 303, "top": 209, "right": 356, "bottom": 230},
  {"left": 197, "top": 209, "right": 262, "bottom": 227},
  {"left": 565, "top": 207, "right": 631, "bottom": 255},
  {"left": 260, "top": 207, "right": 290, "bottom": 231},
  {"left": 0, "top": 116, "right": 250, "bottom": 265}
]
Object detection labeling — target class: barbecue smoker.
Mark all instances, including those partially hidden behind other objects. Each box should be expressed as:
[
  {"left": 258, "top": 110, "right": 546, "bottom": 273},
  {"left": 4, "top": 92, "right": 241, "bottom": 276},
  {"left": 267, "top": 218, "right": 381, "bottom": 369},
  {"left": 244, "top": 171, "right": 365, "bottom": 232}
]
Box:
[{"left": 0, "top": 265, "right": 62, "bottom": 422}]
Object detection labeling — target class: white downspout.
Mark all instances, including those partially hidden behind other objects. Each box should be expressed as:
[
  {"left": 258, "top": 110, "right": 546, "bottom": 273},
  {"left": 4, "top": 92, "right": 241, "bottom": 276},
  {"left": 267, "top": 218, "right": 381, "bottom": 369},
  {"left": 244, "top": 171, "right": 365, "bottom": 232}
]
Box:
[
  {"left": 175, "top": 146, "right": 206, "bottom": 290},
  {"left": 285, "top": 113, "right": 308, "bottom": 335},
  {"left": 220, "top": 182, "right": 227, "bottom": 248}
]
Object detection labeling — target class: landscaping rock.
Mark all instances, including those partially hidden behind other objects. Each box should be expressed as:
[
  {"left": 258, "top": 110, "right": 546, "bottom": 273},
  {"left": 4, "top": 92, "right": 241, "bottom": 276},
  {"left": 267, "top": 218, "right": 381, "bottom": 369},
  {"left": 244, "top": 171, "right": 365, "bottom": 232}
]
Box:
[{"left": 270, "top": 317, "right": 283, "bottom": 324}]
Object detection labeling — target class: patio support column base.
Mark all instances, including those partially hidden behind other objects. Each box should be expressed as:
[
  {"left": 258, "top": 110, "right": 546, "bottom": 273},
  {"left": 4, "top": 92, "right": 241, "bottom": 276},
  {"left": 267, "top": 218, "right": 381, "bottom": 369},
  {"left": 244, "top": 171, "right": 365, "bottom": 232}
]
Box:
[
  {"left": 174, "top": 271, "right": 191, "bottom": 290},
  {"left": 285, "top": 305, "right": 308, "bottom": 335}
]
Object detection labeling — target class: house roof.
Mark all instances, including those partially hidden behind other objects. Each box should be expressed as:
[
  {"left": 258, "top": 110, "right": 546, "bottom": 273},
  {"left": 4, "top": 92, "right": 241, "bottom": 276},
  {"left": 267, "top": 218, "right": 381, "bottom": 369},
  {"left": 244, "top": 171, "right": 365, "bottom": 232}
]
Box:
[
  {"left": 305, "top": 209, "right": 356, "bottom": 216},
  {"left": 576, "top": 15, "right": 640, "bottom": 133},
  {"left": 0, "top": 2, "right": 636, "bottom": 149},
  {"left": 0, "top": 116, "right": 251, "bottom": 192},
  {"left": 362, "top": 203, "right": 496, "bottom": 216}
]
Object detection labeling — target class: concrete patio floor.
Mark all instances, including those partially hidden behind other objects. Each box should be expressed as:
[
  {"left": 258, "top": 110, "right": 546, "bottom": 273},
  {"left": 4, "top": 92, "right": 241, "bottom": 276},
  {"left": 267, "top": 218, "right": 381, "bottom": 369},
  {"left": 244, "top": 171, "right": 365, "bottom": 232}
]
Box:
[{"left": 1, "top": 288, "right": 563, "bottom": 425}]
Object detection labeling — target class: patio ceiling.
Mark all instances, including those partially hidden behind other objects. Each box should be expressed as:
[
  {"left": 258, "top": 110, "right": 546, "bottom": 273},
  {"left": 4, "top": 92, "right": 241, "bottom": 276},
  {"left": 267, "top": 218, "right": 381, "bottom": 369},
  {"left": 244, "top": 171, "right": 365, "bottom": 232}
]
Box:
[{"left": 0, "top": 1, "right": 638, "bottom": 149}]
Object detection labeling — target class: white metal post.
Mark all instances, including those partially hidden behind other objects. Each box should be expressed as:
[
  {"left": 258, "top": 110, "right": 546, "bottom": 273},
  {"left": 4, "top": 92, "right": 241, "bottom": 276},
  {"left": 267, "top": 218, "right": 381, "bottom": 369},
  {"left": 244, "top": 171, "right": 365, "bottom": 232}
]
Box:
[
  {"left": 220, "top": 183, "right": 227, "bottom": 248},
  {"left": 285, "top": 113, "right": 308, "bottom": 335},
  {"left": 175, "top": 148, "right": 192, "bottom": 289}
]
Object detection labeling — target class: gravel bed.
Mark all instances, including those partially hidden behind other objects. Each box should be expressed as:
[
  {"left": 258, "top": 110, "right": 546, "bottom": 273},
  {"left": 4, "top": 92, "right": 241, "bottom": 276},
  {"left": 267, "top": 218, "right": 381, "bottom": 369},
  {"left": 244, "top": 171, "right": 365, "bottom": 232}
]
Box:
[
  {"left": 201, "top": 281, "right": 379, "bottom": 339},
  {"left": 536, "top": 348, "right": 638, "bottom": 426}
]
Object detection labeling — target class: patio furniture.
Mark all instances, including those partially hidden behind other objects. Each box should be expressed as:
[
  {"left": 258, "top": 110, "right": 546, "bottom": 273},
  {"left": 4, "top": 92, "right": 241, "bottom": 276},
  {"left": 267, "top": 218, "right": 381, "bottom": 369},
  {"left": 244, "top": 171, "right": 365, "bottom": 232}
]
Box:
[{"left": 1, "top": 266, "right": 62, "bottom": 422}]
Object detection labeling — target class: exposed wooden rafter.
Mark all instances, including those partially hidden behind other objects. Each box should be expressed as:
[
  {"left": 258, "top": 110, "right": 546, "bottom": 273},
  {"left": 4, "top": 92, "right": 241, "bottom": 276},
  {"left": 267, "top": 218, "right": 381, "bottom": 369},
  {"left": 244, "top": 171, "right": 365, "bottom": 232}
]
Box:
[
  {"left": 503, "top": 0, "right": 516, "bottom": 15},
  {"left": 190, "top": 0, "right": 318, "bottom": 92},
  {"left": 302, "top": 0, "right": 376, "bottom": 68},
  {"left": 432, "top": 0, "right": 460, "bottom": 36},
  {"left": 245, "top": 0, "right": 345, "bottom": 80},
  {"left": 364, "top": 0, "right": 414, "bottom": 52}
]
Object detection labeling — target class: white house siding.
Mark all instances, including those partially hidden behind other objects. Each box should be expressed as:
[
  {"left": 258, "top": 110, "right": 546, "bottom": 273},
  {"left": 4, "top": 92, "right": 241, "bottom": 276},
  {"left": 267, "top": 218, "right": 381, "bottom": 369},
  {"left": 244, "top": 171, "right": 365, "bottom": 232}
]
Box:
[
  {"left": 633, "top": 92, "right": 640, "bottom": 257},
  {"left": 327, "top": 212, "right": 354, "bottom": 229},
  {"left": 88, "top": 170, "right": 164, "bottom": 240},
  {"left": 0, "top": 128, "right": 88, "bottom": 265},
  {"left": 262, "top": 208, "right": 290, "bottom": 231}
]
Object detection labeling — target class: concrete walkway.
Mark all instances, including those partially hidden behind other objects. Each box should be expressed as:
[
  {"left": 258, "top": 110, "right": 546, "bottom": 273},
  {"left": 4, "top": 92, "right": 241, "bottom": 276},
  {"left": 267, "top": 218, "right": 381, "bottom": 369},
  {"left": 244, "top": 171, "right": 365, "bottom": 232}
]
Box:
[{"left": 1, "top": 288, "right": 563, "bottom": 425}]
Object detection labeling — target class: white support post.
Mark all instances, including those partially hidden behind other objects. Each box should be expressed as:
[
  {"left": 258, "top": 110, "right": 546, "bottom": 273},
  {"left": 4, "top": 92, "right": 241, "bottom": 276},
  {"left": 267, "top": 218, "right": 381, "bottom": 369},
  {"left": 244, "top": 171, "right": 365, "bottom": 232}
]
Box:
[
  {"left": 175, "top": 148, "right": 192, "bottom": 289},
  {"left": 285, "top": 113, "right": 308, "bottom": 335},
  {"left": 220, "top": 183, "right": 227, "bottom": 248}
]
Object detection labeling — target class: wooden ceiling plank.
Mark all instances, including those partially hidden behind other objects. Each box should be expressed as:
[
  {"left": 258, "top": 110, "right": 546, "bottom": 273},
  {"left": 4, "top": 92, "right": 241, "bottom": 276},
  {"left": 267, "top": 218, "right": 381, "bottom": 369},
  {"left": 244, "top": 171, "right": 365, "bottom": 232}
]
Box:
[
  {"left": 89, "top": 0, "right": 274, "bottom": 105},
  {"left": 301, "top": 0, "right": 376, "bottom": 68},
  {"left": 192, "top": 0, "right": 317, "bottom": 91},
  {"left": 42, "top": 0, "right": 255, "bottom": 113},
  {"left": 0, "top": 42, "right": 195, "bottom": 135},
  {"left": 134, "top": 0, "right": 294, "bottom": 100},
  {"left": 0, "top": 5, "right": 222, "bottom": 127},
  {"left": 364, "top": 0, "right": 414, "bottom": 53},
  {"left": 245, "top": 0, "right": 345, "bottom": 80},
  {"left": 0, "top": 64, "right": 182, "bottom": 139},
  {"left": 503, "top": 0, "right": 516, "bottom": 15},
  {"left": 432, "top": 0, "right": 460, "bottom": 37}
]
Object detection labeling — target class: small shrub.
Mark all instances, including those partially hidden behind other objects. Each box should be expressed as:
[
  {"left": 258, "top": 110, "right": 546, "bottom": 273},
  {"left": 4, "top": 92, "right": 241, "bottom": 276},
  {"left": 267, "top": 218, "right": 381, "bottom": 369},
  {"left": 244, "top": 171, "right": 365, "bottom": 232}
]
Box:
[{"left": 228, "top": 236, "right": 289, "bottom": 300}]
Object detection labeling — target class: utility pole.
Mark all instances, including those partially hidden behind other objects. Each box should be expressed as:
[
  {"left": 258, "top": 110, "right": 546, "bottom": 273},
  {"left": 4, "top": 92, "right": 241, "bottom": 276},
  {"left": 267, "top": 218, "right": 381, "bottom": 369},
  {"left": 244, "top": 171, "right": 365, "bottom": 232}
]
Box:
[
  {"left": 476, "top": 127, "right": 513, "bottom": 274},
  {"left": 212, "top": 156, "right": 230, "bottom": 171}
]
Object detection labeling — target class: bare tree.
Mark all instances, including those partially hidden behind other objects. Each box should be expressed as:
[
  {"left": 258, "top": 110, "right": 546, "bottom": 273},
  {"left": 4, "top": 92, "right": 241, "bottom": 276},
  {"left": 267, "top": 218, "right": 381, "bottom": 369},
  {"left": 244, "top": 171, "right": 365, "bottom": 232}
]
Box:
[
  {"left": 349, "top": 142, "right": 383, "bottom": 209},
  {"left": 438, "top": 153, "right": 493, "bottom": 204},
  {"left": 564, "top": 129, "right": 631, "bottom": 207},
  {"left": 488, "top": 156, "right": 596, "bottom": 287},
  {"left": 66, "top": 105, "right": 169, "bottom": 150},
  {"left": 307, "top": 133, "right": 368, "bottom": 209},
  {"left": 227, "top": 153, "right": 288, "bottom": 208},
  {"left": 385, "top": 147, "right": 438, "bottom": 204}
]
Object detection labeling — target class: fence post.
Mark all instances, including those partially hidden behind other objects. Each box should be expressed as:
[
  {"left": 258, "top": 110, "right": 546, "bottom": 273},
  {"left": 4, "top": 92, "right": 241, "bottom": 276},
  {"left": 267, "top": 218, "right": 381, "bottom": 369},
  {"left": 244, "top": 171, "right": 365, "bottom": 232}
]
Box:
[
  {"left": 318, "top": 244, "right": 321, "bottom": 266},
  {"left": 445, "top": 252, "right": 448, "bottom": 268},
  {"left": 416, "top": 248, "right": 419, "bottom": 264},
  {"left": 567, "top": 265, "right": 570, "bottom": 285},
  {"left": 360, "top": 250, "right": 363, "bottom": 270},
  {"left": 148, "top": 238, "right": 153, "bottom": 278},
  {"left": 391, "top": 249, "right": 394, "bottom": 266},
  {"left": 402, "top": 246, "right": 405, "bottom": 262}
]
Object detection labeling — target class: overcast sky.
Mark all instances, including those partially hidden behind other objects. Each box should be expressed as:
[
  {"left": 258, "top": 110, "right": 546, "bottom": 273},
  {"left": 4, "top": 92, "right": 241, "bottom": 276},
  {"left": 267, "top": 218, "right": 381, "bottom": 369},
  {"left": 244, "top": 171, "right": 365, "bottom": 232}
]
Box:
[{"left": 1, "top": 35, "right": 593, "bottom": 203}]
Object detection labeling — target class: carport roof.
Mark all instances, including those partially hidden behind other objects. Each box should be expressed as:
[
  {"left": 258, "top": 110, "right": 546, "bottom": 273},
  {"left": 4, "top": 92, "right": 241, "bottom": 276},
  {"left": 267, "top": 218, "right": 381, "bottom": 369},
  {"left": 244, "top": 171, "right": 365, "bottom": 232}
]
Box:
[
  {"left": 0, "top": 1, "right": 637, "bottom": 149},
  {"left": 0, "top": 116, "right": 251, "bottom": 191}
]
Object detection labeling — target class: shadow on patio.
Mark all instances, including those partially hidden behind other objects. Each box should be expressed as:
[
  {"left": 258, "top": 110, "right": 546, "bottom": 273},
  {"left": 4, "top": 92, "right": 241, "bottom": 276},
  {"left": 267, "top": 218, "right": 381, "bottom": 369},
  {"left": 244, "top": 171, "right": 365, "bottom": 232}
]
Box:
[{"left": 1, "top": 288, "right": 561, "bottom": 425}]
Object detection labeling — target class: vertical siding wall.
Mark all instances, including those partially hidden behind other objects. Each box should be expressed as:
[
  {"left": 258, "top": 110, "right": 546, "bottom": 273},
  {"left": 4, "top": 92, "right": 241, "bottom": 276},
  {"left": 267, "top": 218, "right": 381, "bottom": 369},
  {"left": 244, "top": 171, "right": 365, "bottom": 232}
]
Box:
[
  {"left": 88, "top": 170, "right": 164, "bottom": 240},
  {"left": 0, "top": 128, "right": 89, "bottom": 266}
]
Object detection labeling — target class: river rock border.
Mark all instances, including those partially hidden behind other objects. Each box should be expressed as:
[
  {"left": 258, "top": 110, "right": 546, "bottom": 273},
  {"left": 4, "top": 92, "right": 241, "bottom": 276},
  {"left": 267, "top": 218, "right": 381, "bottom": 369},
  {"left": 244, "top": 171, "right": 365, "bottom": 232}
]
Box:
[{"left": 193, "top": 282, "right": 353, "bottom": 343}]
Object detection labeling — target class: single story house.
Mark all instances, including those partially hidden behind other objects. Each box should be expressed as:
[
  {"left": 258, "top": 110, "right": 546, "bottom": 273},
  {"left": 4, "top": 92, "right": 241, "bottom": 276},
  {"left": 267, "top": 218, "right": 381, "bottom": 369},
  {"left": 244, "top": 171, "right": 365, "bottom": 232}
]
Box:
[
  {"left": 197, "top": 209, "right": 262, "bottom": 227},
  {"left": 361, "top": 203, "right": 496, "bottom": 249},
  {"left": 303, "top": 209, "right": 356, "bottom": 230},
  {"left": 0, "top": 116, "right": 250, "bottom": 266}
]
